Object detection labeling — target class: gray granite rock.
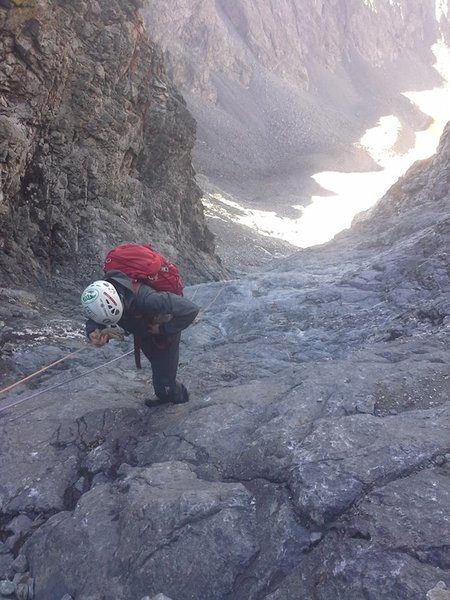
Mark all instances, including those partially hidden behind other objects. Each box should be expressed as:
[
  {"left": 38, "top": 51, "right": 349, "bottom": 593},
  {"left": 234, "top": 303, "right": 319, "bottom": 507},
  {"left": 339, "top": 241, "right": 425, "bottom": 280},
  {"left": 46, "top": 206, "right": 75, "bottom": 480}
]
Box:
[
  {"left": 0, "top": 548, "right": 13, "bottom": 580},
  {"left": 12, "top": 555, "right": 28, "bottom": 574},
  {"left": 427, "top": 582, "right": 450, "bottom": 600},
  {"left": 0, "top": 580, "right": 15, "bottom": 597},
  {"left": 25, "top": 463, "right": 258, "bottom": 600},
  {"left": 0, "top": 0, "right": 223, "bottom": 292},
  {"left": 0, "top": 11, "right": 449, "bottom": 600}
]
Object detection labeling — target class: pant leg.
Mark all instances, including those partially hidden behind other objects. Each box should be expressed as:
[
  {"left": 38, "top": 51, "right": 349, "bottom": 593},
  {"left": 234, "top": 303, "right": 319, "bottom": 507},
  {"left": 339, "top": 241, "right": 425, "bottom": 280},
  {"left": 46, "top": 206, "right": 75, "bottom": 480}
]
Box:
[{"left": 140, "top": 333, "right": 181, "bottom": 400}]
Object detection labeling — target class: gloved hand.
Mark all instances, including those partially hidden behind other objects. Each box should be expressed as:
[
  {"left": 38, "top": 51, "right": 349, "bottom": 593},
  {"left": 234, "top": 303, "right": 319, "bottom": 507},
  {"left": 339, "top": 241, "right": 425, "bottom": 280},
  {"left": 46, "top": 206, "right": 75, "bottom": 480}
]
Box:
[
  {"left": 89, "top": 329, "right": 110, "bottom": 347},
  {"left": 103, "top": 326, "right": 125, "bottom": 341}
]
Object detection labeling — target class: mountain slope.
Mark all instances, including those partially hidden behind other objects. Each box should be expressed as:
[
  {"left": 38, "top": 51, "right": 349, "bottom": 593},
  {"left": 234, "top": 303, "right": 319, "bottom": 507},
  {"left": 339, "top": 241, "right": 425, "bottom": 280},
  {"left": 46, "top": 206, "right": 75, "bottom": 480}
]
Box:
[
  {"left": 1, "top": 123, "right": 449, "bottom": 600},
  {"left": 142, "top": 0, "right": 450, "bottom": 270},
  {"left": 143, "top": 0, "right": 446, "bottom": 188}
]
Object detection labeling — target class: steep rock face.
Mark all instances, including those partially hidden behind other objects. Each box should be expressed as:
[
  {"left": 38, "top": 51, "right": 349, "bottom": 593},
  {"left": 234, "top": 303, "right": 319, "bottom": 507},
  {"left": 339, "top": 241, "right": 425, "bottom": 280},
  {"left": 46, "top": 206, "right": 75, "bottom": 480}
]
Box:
[
  {"left": 142, "top": 0, "right": 450, "bottom": 275},
  {"left": 144, "top": 0, "right": 441, "bottom": 100},
  {"left": 142, "top": 0, "right": 446, "bottom": 191},
  {"left": 0, "top": 0, "right": 223, "bottom": 289}
]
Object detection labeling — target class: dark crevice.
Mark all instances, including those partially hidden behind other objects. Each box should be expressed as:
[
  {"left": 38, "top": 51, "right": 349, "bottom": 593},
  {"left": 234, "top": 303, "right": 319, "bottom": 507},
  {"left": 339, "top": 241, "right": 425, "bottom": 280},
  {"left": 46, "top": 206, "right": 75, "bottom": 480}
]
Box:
[
  {"left": 300, "top": 450, "right": 450, "bottom": 528},
  {"left": 62, "top": 468, "right": 94, "bottom": 512},
  {"left": 395, "top": 544, "right": 450, "bottom": 570},
  {"left": 0, "top": 510, "right": 55, "bottom": 556}
]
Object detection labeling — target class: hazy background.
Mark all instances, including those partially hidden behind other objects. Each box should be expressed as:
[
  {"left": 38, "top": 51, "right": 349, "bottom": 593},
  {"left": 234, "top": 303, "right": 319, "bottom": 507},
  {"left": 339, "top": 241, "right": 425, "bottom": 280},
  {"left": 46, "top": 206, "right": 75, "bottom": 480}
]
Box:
[{"left": 142, "top": 0, "right": 450, "bottom": 268}]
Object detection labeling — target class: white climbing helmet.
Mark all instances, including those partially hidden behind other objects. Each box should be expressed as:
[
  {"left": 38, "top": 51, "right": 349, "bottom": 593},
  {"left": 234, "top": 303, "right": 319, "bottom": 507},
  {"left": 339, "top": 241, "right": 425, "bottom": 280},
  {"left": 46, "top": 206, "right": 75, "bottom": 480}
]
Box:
[{"left": 81, "top": 280, "right": 123, "bottom": 325}]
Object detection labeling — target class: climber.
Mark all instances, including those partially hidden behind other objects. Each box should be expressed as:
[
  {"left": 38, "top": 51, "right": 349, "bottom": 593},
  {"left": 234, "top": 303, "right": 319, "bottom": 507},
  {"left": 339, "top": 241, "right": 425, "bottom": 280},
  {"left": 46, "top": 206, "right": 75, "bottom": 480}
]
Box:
[{"left": 81, "top": 273, "right": 199, "bottom": 405}]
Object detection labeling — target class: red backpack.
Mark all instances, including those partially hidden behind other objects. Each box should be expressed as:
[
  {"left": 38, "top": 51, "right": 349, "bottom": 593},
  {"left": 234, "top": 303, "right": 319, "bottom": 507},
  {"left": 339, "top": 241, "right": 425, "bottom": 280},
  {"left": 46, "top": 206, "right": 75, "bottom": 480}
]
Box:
[{"left": 103, "top": 243, "right": 184, "bottom": 296}]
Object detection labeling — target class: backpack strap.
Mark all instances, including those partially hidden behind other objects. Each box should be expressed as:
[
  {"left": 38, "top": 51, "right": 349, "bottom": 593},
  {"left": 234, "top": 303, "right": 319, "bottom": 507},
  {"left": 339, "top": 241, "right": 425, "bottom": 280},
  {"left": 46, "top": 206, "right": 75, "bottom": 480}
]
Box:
[
  {"left": 130, "top": 279, "right": 142, "bottom": 368},
  {"left": 134, "top": 336, "right": 142, "bottom": 369}
]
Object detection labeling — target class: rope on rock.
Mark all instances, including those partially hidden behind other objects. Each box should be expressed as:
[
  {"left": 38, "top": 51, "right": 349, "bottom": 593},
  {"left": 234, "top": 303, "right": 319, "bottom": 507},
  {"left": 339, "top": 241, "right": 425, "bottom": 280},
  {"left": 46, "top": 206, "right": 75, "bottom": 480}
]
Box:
[
  {"left": 0, "top": 327, "right": 126, "bottom": 398},
  {"left": 0, "top": 347, "right": 88, "bottom": 397},
  {"left": 0, "top": 283, "right": 227, "bottom": 413},
  {"left": 194, "top": 282, "right": 227, "bottom": 321},
  {"left": 0, "top": 349, "right": 135, "bottom": 415}
]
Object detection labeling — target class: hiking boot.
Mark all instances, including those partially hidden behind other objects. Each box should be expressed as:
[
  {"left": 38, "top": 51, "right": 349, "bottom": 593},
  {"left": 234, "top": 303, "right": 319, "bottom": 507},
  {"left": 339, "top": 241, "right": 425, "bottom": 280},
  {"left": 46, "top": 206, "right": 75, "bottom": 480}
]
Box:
[
  {"left": 172, "top": 383, "right": 189, "bottom": 404},
  {"left": 147, "top": 383, "right": 189, "bottom": 406},
  {"left": 144, "top": 395, "right": 170, "bottom": 407}
]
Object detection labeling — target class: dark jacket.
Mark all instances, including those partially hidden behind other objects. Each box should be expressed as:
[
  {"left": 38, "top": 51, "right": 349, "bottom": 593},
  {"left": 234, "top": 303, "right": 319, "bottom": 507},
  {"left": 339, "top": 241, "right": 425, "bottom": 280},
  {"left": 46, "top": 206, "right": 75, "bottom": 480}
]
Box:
[{"left": 85, "top": 270, "right": 199, "bottom": 339}]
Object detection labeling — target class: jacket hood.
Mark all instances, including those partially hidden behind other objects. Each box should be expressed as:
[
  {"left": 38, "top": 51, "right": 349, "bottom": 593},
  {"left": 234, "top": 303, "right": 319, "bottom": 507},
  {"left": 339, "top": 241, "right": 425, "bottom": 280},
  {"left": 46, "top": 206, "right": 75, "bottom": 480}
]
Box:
[{"left": 104, "top": 270, "right": 135, "bottom": 292}]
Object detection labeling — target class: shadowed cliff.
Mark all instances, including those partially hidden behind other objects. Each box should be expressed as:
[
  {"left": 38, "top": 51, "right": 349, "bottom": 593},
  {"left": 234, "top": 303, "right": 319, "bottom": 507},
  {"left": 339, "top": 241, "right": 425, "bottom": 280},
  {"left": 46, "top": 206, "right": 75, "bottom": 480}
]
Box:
[{"left": 0, "top": 0, "right": 224, "bottom": 291}]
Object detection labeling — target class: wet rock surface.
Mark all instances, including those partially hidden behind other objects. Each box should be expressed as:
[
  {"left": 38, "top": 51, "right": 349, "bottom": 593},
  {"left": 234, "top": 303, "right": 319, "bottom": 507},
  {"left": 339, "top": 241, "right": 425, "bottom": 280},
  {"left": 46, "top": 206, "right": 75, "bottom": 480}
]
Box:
[{"left": 0, "top": 123, "right": 449, "bottom": 598}]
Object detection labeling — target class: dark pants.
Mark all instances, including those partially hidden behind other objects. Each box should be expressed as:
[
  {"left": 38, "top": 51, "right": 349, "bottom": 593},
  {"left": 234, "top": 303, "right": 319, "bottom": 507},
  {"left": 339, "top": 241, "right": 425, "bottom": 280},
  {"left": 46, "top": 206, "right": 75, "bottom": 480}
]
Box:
[{"left": 140, "top": 333, "right": 187, "bottom": 402}]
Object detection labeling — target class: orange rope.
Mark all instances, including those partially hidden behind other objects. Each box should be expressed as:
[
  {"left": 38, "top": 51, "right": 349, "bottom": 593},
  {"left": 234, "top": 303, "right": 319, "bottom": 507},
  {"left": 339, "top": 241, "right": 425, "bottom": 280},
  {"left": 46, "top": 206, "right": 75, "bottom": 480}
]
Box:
[
  {"left": 0, "top": 349, "right": 134, "bottom": 415},
  {"left": 0, "top": 346, "right": 87, "bottom": 396}
]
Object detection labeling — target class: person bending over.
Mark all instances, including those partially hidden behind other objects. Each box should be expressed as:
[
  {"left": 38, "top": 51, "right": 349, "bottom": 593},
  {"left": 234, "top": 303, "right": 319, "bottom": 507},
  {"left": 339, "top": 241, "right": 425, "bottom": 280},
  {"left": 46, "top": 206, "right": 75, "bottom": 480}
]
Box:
[{"left": 81, "top": 271, "right": 199, "bottom": 405}]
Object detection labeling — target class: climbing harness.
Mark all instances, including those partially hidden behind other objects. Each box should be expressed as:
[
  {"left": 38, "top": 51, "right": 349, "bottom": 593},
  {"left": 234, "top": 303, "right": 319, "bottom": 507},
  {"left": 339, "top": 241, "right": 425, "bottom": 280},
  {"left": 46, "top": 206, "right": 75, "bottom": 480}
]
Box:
[{"left": 0, "top": 349, "right": 134, "bottom": 415}]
